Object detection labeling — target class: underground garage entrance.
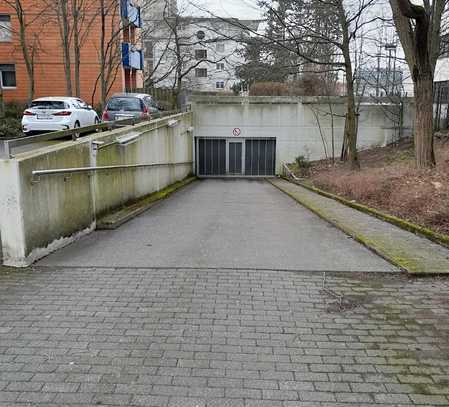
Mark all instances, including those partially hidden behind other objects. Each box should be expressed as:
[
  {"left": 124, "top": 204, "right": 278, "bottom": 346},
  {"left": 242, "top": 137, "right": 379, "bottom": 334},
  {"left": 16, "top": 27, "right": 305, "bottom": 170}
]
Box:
[{"left": 196, "top": 138, "right": 276, "bottom": 177}]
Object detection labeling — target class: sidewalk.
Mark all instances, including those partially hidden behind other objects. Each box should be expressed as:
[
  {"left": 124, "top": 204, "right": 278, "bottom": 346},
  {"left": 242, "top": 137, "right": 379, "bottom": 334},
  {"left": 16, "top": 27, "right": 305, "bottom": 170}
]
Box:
[{"left": 269, "top": 178, "right": 449, "bottom": 274}]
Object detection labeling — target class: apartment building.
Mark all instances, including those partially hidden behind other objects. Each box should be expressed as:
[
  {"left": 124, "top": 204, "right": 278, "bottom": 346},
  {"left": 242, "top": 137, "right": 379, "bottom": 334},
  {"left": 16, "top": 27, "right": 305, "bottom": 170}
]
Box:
[
  {"left": 142, "top": 3, "right": 260, "bottom": 93},
  {"left": 0, "top": 0, "right": 144, "bottom": 106}
]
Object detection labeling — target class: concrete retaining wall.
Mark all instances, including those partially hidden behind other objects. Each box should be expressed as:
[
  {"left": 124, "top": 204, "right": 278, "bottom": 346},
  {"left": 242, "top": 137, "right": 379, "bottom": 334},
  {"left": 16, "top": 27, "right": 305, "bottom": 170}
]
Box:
[
  {"left": 0, "top": 113, "right": 193, "bottom": 267},
  {"left": 191, "top": 96, "right": 414, "bottom": 173}
]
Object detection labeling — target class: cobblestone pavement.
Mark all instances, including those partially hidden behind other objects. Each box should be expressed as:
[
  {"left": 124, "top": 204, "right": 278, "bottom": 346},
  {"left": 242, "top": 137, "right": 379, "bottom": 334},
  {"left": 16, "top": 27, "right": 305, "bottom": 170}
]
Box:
[{"left": 1, "top": 267, "right": 449, "bottom": 406}]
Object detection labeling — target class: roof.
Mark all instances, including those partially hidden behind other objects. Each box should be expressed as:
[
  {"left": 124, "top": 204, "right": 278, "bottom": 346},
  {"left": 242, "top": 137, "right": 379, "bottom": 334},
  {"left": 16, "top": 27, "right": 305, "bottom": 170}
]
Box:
[
  {"left": 32, "top": 96, "right": 81, "bottom": 101},
  {"left": 110, "top": 93, "right": 152, "bottom": 99}
]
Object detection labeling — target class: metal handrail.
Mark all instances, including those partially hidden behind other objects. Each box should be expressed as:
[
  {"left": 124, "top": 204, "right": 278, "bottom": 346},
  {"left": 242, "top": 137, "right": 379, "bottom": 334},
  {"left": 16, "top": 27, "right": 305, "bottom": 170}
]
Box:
[
  {"left": 31, "top": 161, "right": 193, "bottom": 182},
  {"left": 0, "top": 118, "right": 138, "bottom": 159},
  {"left": 281, "top": 161, "right": 300, "bottom": 180},
  {"left": 1, "top": 110, "right": 184, "bottom": 159}
]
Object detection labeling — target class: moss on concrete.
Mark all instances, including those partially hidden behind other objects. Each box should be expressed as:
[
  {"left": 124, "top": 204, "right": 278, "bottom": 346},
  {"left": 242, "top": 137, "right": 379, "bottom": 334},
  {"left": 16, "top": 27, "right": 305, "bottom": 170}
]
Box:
[
  {"left": 294, "top": 178, "right": 449, "bottom": 249},
  {"left": 269, "top": 178, "right": 449, "bottom": 275},
  {"left": 97, "top": 176, "right": 197, "bottom": 229}
]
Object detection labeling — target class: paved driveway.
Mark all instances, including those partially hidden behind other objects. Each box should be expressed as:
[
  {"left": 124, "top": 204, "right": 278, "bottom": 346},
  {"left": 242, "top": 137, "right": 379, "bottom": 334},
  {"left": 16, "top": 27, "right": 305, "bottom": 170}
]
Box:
[
  {"left": 2, "top": 180, "right": 449, "bottom": 406},
  {"left": 1, "top": 268, "right": 449, "bottom": 406},
  {"left": 39, "top": 179, "right": 396, "bottom": 272}
]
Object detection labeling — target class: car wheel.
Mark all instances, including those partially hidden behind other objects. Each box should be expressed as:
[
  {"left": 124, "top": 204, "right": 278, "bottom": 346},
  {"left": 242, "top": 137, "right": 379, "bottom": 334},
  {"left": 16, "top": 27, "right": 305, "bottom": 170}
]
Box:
[
  {"left": 73, "top": 121, "right": 81, "bottom": 140},
  {"left": 94, "top": 117, "right": 102, "bottom": 133}
]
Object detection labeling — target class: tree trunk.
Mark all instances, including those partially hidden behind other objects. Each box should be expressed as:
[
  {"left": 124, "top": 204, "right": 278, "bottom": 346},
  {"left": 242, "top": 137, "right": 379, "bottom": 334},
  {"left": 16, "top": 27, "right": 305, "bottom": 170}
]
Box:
[
  {"left": 72, "top": 1, "right": 81, "bottom": 97},
  {"left": 174, "top": 24, "right": 182, "bottom": 110},
  {"left": 175, "top": 73, "right": 182, "bottom": 110},
  {"left": 341, "top": 56, "right": 359, "bottom": 169},
  {"left": 59, "top": 0, "right": 72, "bottom": 96},
  {"left": 27, "top": 51, "right": 34, "bottom": 104},
  {"left": 99, "top": 0, "right": 107, "bottom": 109},
  {"left": 414, "top": 75, "right": 435, "bottom": 168},
  {"left": 0, "top": 81, "right": 4, "bottom": 119},
  {"left": 338, "top": 3, "right": 359, "bottom": 170},
  {"left": 345, "top": 85, "right": 360, "bottom": 170},
  {"left": 15, "top": 0, "right": 34, "bottom": 103}
]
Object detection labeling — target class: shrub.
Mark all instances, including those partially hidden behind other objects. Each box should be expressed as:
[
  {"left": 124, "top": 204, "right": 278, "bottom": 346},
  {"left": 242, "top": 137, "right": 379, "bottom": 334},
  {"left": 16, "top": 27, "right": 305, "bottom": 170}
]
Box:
[
  {"left": 5, "top": 101, "right": 27, "bottom": 119},
  {"left": 247, "top": 75, "right": 340, "bottom": 97},
  {"left": 0, "top": 117, "right": 23, "bottom": 138},
  {"left": 295, "top": 155, "right": 311, "bottom": 176},
  {"left": 250, "top": 82, "right": 289, "bottom": 96}
]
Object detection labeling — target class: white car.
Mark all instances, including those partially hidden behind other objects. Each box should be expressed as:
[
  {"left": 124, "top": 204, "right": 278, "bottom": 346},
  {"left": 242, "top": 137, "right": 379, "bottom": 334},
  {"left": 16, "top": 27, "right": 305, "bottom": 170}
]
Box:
[{"left": 22, "top": 97, "right": 100, "bottom": 136}]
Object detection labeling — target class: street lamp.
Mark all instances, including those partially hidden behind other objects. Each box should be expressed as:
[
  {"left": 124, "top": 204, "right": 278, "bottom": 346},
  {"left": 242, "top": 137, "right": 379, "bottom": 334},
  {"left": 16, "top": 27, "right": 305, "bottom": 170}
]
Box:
[{"left": 384, "top": 43, "right": 397, "bottom": 96}]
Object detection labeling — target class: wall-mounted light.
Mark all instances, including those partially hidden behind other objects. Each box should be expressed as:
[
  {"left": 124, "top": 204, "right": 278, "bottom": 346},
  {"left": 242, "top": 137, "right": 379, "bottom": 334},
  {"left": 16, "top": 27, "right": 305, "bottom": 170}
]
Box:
[
  {"left": 167, "top": 119, "right": 179, "bottom": 128},
  {"left": 91, "top": 140, "right": 105, "bottom": 151},
  {"left": 186, "top": 126, "right": 194, "bottom": 133},
  {"left": 116, "top": 132, "right": 140, "bottom": 146}
]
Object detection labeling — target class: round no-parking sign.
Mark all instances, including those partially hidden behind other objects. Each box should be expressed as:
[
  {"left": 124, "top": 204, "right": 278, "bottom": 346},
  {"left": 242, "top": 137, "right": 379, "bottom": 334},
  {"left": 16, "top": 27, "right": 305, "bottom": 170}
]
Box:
[{"left": 232, "top": 128, "right": 241, "bottom": 137}]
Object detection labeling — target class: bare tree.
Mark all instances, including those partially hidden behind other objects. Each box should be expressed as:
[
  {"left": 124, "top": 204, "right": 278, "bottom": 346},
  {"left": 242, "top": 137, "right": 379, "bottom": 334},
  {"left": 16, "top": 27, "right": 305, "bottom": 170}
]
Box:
[
  {"left": 45, "top": 0, "right": 99, "bottom": 98},
  {"left": 193, "top": 0, "right": 379, "bottom": 169},
  {"left": 91, "top": 0, "right": 123, "bottom": 108},
  {"left": 71, "top": 0, "right": 100, "bottom": 97},
  {"left": 388, "top": 0, "right": 447, "bottom": 168},
  {"left": 4, "top": 0, "right": 47, "bottom": 103},
  {"left": 142, "top": 0, "right": 254, "bottom": 108},
  {"left": 54, "top": 0, "right": 73, "bottom": 96}
]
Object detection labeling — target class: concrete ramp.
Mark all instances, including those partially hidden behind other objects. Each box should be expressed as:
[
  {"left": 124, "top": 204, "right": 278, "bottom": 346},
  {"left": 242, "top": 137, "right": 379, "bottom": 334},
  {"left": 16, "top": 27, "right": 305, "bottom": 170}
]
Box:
[
  {"left": 0, "top": 113, "right": 193, "bottom": 267},
  {"left": 39, "top": 179, "right": 396, "bottom": 272}
]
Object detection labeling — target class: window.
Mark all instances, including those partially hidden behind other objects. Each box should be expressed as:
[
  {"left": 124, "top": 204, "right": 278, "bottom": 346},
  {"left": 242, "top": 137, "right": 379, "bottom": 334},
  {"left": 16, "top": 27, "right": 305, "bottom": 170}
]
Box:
[
  {"left": 216, "top": 63, "right": 225, "bottom": 71},
  {"left": 216, "top": 81, "right": 225, "bottom": 89},
  {"left": 144, "top": 96, "right": 158, "bottom": 109},
  {"left": 75, "top": 99, "right": 90, "bottom": 109},
  {"left": 0, "top": 64, "right": 16, "bottom": 87},
  {"left": 0, "top": 15, "right": 11, "bottom": 42},
  {"left": 106, "top": 97, "right": 143, "bottom": 111},
  {"left": 195, "top": 49, "right": 207, "bottom": 60},
  {"left": 144, "top": 40, "right": 154, "bottom": 59},
  {"left": 195, "top": 68, "right": 207, "bottom": 78},
  {"left": 216, "top": 43, "right": 225, "bottom": 52},
  {"left": 30, "top": 100, "right": 67, "bottom": 109},
  {"left": 196, "top": 30, "right": 205, "bottom": 40}
]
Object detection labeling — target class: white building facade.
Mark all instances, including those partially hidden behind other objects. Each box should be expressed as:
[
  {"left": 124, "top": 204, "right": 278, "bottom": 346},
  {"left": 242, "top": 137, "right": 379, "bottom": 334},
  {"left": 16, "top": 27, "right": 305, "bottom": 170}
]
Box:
[{"left": 141, "top": 6, "right": 260, "bottom": 92}]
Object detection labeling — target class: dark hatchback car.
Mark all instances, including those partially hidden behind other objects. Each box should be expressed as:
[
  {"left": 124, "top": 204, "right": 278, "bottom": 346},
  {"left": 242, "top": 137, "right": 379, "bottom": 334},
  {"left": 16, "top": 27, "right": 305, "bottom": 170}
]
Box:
[{"left": 102, "top": 93, "right": 161, "bottom": 122}]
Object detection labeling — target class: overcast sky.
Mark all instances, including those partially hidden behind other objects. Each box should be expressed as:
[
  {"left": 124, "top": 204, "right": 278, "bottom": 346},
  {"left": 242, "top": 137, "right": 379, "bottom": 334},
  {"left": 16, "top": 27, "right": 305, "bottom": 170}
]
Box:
[{"left": 185, "top": 0, "right": 262, "bottom": 19}]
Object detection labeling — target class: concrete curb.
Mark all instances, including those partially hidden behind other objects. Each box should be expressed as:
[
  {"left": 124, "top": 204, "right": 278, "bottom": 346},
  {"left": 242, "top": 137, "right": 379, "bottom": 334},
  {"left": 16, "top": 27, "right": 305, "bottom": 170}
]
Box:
[
  {"left": 268, "top": 177, "right": 449, "bottom": 275},
  {"left": 284, "top": 177, "right": 449, "bottom": 250},
  {"left": 97, "top": 176, "right": 197, "bottom": 230},
  {"left": 267, "top": 179, "right": 405, "bottom": 273}
]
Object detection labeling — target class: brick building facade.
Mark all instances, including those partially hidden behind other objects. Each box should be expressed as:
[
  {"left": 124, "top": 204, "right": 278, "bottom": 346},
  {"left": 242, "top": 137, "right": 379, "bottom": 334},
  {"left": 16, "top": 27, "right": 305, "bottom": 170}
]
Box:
[{"left": 0, "top": 0, "right": 143, "bottom": 107}]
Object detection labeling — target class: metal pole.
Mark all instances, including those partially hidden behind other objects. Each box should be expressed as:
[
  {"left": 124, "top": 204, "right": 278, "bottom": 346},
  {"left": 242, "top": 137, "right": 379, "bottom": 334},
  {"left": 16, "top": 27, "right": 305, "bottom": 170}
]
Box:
[
  {"left": 387, "top": 48, "right": 392, "bottom": 96},
  {"left": 392, "top": 48, "right": 397, "bottom": 96},
  {"left": 376, "top": 52, "right": 381, "bottom": 97}
]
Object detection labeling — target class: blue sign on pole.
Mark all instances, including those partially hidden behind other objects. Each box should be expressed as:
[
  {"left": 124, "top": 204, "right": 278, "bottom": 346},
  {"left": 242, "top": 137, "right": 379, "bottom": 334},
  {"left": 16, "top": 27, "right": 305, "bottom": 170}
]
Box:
[
  {"left": 122, "top": 43, "right": 143, "bottom": 70},
  {"left": 121, "top": 0, "right": 141, "bottom": 27}
]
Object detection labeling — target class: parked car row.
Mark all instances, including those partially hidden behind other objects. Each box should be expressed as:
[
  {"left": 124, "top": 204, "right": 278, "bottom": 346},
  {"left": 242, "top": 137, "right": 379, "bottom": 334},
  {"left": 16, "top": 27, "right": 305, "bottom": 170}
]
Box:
[{"left": 21, "top": 93, "right": 162, "bottom": 136}]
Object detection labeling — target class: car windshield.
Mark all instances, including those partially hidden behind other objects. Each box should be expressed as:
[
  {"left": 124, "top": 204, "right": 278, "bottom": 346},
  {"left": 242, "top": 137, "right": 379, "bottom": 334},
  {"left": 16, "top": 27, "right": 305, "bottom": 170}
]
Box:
[
  {"left": 107, "top": 97, "right": 142, "bottom": 111},
  {"left": 30, "top": 100, "right": 66, "bottom": 110}
]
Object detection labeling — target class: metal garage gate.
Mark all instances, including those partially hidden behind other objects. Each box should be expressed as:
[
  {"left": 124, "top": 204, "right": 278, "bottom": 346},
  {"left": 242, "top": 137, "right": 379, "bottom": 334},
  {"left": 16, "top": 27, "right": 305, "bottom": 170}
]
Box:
[
  {"left": 197, "top": 138, "right": 226, "bottom": 176},
  {"left": 196, "top": 138, "right": 276, "bottom": 177}
]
